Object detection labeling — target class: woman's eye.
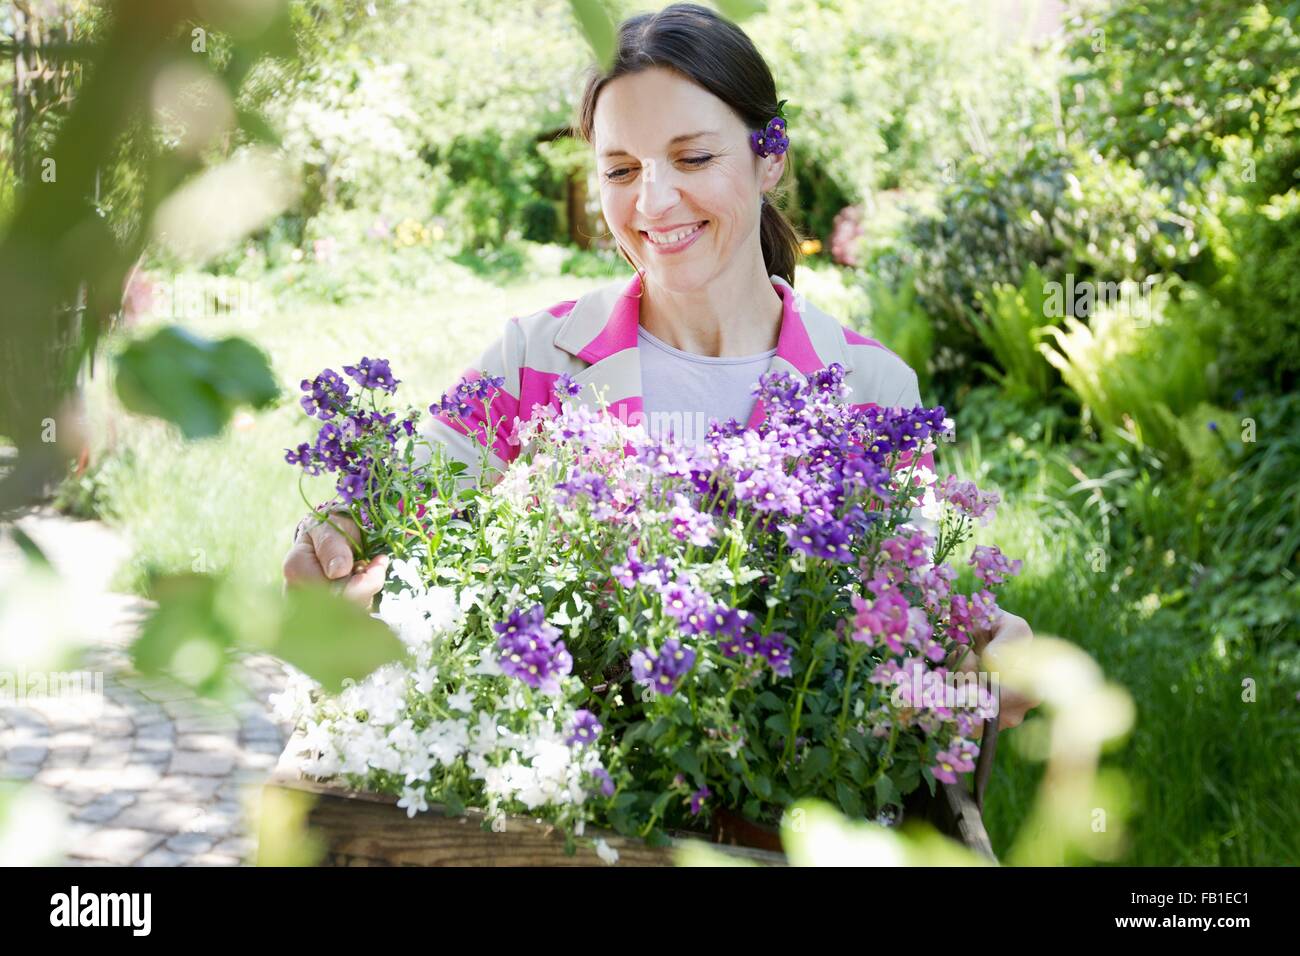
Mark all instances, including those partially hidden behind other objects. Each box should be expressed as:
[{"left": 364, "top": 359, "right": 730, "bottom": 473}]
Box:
[{"left": 604, "top": 156, "right": 714, "bottom": 182}]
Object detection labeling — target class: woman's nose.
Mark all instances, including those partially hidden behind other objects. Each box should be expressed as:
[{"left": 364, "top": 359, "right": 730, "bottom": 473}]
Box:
[{"left": 636, "top": 160, "right": 681, "bottom": 219}]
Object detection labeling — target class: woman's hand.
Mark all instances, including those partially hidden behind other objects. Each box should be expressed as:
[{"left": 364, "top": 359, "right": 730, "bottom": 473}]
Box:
[
  {"left": 282, "top": 513, "right": 388, "bottom": 609},
  {"left": 972, "top": 609, "right": 1040, "bottom": 730}
]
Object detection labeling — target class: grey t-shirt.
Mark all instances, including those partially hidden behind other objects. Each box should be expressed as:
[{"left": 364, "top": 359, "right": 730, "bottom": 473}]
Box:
[{"left": 637, "top": 324, "right": 777, "bottom": 445}]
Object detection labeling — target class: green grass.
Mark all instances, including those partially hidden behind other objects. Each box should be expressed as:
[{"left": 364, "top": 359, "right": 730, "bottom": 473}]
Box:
[{"left": 967, "top": 475, "right": 1300, "bottom": 866}]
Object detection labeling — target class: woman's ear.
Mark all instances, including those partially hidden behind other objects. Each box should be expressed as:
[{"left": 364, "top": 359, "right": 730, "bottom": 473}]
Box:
[{"left": 762, "top": 153, "right": 786, "bottom": 192}]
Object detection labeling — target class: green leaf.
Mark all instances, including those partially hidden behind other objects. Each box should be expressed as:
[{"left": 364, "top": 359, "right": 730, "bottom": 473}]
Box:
[
  {"left": 844, "top": 752, "right": 869, "bottom": 787},
  {"left": 130, "top": 574, "right": 237, "bottom": 697},
  {"left": 874, "top": 775, "right": 900, "bottom": 809},
  {"left": 114, "top": 326, "right": 278, "bottom": 439},
  {"left": 751, "top": 773, "right": 773, "bottom": 800},
  {"left": 274, "top": 584, "right": 408, "bottom": 694},
  {"left": 568, "top": 0, "right": 616, "bottom": 70},
  {"left": 130, "top": 574, "right": 405, "bottom": 697},
  {"left": 801, "top": 745, "right": 832, "bottom": 781},
  {"left": 835, "top": 780, "right": 865, "bottom": 818},
  {"left": 6, "top": 525, "right": 51, "bottom": 568},
  {"left": 672, "top": 749, "right": 703, "bottom": 781},
  {"left": 764, "top": 712, "right": 790, "bottom": 735},
  {"left": 442, "top": 790, "right": 465, "bottom": 816},
  {"left": 715, "top": 0, "right": 767, "bottom": 23}
]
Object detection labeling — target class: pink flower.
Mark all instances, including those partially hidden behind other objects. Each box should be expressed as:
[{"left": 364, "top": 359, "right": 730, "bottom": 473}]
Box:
[
  {"left": 951, "top": 739, "right": 979, "bottom": 772},
  {"left": 970, "top": 544, "right": 1023, "bottom": 585},
  {"left": 850, "top": 590, "right": 911, "bottom": 647},
  {"left": 931, "top": 750, "right": 961, "bottom": 785},
  {"left": 911, "top": 562, "right": 956, "bottom": 612},
  {"left": 937, "top": 475, "right": 1000, "bottom": 525},
  {"left": 880, "top": 531, "right": 934, "bottom": 569}
]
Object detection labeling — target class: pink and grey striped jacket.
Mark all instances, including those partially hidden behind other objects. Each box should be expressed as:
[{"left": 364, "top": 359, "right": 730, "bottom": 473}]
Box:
[{"left": 422, "top": 270, "right": 934, "bottom": 479}]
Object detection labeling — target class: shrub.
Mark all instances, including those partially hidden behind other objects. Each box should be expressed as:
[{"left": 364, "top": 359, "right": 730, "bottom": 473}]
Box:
[
  {"left": 969, "top": 264, "right": 1059, "bottom": 402},
  {"left": 882, "top": 141, "right": 1199, "bottom": 396},
  {"left": 1038, "top": 279, "right": 1222, "bottom": 461}
]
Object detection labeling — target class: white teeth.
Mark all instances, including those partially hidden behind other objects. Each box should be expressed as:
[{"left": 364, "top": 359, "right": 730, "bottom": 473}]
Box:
[{"left": 646, "top": 222, "right": 704, "bottom": 245}]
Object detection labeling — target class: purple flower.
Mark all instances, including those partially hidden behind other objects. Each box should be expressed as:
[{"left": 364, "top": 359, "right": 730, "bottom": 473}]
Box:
[
  {"left": 554, "top": 372, "right": 583, "bottom": 398},
  {"left": 850, "top": 590, "right": 910, "bottom": 648},
  {"left": 494, "top": 604, "right": 573, "bottom": 695},
  {"left": 630, "top": 637, "right": 696, "bottom": 696},
  {"left": 299, "top": 369, "right": 350, "bottom": 420},
  {"left": 881, "top": 531, "right": 933, "bottom": 570},
  {"left": 948, "top": 590, "right": 1000, "bottom": 646},
  {"left": 336, "top": 469, "right": 368, "bottom": 503},
  {"left": 703, "top": 604, "right": 752, "bottom": 641},
  {"left": 566, "top": 709, "right": 603, "bottom": 746},
  {"left": 658, "top": 579, "right": 705, "bottom": 621},
  {"left": 689, "top": 785, "right": 711, "bottom": 815},
  {"left": 937, "top": 475, "right": 1000, "bottom": 525},
  {"left": 590, "top": 767, "right": 615, "bottom": 797},
  {"left": 756, "top": 631, "right": 793, "bottom": 677},
  {"left": 555, "top": 471, "right": 609, "bottom": 507},
  {"left": 611, "top": 546, "right": 647, "bottom": 588},
  {"left": 781, "top": 511, "right": 855, "bottom": 562},
  {"left": 342, "top": 356, "right": 399, "bottom": 394},
  {"left": 284, "top": 442, "right": 320, "bottom": 475}
]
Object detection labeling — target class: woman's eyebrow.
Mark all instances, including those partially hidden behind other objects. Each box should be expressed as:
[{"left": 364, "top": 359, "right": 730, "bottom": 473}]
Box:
[{"left": 600, "top": 130, "right": 719, "bottom": 158}]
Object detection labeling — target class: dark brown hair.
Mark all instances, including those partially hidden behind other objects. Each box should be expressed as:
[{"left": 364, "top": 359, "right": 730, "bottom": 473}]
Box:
[{"left": 574, "top": 2, "right": 802, "bottom": 287}]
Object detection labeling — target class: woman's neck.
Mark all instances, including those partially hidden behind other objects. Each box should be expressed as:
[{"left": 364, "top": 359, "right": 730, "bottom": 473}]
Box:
[{"left": 638, "top": 264, "right": 784, "bottom": 358}]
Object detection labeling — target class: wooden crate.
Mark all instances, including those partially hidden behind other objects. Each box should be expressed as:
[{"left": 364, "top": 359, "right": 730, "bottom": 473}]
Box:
[{"left": 260, "top": 726, "right": 998, "bottom": 866}]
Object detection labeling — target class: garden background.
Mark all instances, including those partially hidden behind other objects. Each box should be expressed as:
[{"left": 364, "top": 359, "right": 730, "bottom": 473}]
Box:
[{"left": 0, "top": 0, "right": 1296, "bottom": 865}]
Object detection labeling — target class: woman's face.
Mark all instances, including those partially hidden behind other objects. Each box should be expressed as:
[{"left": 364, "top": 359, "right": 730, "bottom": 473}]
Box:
[{"left": 592, "top": 67, "right": 784, "bottom": 293}]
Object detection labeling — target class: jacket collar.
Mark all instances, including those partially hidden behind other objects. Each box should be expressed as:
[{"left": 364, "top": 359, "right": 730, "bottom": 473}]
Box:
[{"left": 552, "top": 270, "right": 852, "bottom": 429}]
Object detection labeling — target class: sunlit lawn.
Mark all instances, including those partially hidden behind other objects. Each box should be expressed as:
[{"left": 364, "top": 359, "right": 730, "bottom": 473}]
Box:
[{"left": 968, "top": 478, "right": 1299, "bottom": 866}]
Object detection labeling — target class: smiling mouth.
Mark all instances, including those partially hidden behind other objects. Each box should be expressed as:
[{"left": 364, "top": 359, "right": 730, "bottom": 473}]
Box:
[{"left": 641, "top": 221, "right": 708, "bottom": 245}]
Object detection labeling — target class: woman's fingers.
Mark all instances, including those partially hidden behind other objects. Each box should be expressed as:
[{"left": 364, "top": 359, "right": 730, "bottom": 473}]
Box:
[
  {"left": 283, "top": 537, "right": 327, "bottom": 585},
  {"left": 341, "top": 554, "right": 389, "bottom": 607},
  {"left": 307, "top": 518, "right": 361, "bottom": 579}
]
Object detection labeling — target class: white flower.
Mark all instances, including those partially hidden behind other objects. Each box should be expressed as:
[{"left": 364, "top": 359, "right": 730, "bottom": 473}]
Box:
[
  {"left": 389, "top": 556, "right": 425, "bottom": 591},
  {"left": 397, "top": 786, "right": 429, "bottom": 818},
  {"left": 419, "top": 718, "right": 470, "bottom": 765},
  {"left": 413, "top": 665, "right": 439, "bottom": 694},
  {"left": 419, "top": 586, "right": 462, "bottom": 634},
  {"left": 920, "top": 487, "right": 942, "bottom": 522},
  {"left": 912, "top": 464, "right": 938, "bottom": 487},
  {"left": 269, "top": 670, "right": 319, "bottom": 724},
  {"left": 594, "top": 838, "right": 619, "bottom": 865},
  {"left": 447, "top": 688, "right": 475, "bottom": 712},
  {"left": 376, "top": 590, "right": 433, "bottom": 648}
]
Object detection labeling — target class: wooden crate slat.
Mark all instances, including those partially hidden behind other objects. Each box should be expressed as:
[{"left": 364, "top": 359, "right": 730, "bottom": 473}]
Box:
[{"left": 263, "top": 734, "right": 994, "bottom": 866}]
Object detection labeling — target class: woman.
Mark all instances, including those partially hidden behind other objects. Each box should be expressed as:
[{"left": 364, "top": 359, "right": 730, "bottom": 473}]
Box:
[{"left": 283, "top": 2, "right": 1038, "bottom": 730}]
